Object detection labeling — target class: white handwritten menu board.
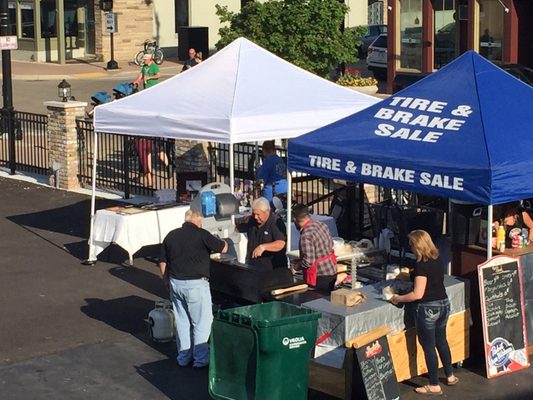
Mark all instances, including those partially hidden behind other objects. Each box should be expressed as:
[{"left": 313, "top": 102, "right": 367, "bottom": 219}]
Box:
[
  {"left": 478, "top": 256, "right": 530, "bottom": 379},
  {"left": 353, "top": 336, "right": 400, "bottom": 400}
]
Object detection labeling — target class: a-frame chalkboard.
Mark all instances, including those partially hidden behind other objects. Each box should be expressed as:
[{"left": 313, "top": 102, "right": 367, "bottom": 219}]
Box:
[
  {"left": 478, "top": 255, "right": 530, "bottom": 379},
  {"left": 350, "top": 327, "right": 400, "bottom": 400}
]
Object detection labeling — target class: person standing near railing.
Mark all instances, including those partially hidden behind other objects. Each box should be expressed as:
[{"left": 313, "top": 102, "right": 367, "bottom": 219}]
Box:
[{"left": 257, "top": 140, "right": 287, "bottom": 203}]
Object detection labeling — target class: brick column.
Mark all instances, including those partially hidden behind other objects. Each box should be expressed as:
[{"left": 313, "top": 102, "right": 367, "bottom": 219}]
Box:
[{"left": 44, "top": 101, "right": 88, "bottom": 190}]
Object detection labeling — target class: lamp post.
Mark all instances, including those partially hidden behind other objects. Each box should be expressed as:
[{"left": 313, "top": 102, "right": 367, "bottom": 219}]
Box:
[
  {"left": 57, "top": 79, "right": 72, "bottom": 102},
  {"left": 0, "top": 0, "right": 15, "bottom": 174}
]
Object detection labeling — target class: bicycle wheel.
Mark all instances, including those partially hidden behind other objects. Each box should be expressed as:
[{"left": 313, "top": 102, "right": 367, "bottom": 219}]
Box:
[
  {"left": 134, "top": 51, "right": 145, "bottom": 66},
  {"left": 154, "top": 49, "right": 164, "bottom": 65}
]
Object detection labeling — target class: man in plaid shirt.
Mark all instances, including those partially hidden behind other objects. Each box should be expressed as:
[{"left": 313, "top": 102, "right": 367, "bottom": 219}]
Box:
[{"left": 292, "top": 204, "right": 339, "bottom": 292}]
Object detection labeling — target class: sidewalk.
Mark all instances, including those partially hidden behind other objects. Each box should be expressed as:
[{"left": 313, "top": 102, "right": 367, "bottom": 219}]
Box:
[{"left": 0, "top": 57, "right": 184, "bottom": 80}]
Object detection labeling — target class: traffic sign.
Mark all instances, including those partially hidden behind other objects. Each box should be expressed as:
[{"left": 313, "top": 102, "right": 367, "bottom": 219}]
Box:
[{"left": 0, "top": 36, "right": 18, "bottom": 50}]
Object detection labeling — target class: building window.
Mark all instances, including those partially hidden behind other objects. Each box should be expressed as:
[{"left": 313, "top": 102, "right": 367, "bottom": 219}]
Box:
[
  {"left": 20, "top": 2, "right": 34, "bottom": 38},
  {"left": 40, "top": 0, "right": 78, "bottom": 38},
  {"left": 434, "top": 0, "right": 457, "bottom": 68},
  {"left": 479, "top": 0, "right": 504, "bottom": 63},
  {"left": 175, "top": 0, "right": 189, "bottom": 28},
  {"left": 399, "top": 0, "right": 422, "bottom": 71}
]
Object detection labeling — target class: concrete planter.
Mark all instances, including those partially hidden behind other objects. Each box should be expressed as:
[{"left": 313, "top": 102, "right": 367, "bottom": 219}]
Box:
[{"left": 345, "top": 85, "right": 379, "bottom": 95}]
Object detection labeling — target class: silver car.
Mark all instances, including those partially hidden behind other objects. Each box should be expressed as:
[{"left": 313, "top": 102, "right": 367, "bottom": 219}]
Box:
[
  {"left": 358, "top": 24, "right": 388, "bottom": 57},
  {"left": 366, "top": 33, "right": 387, "bottom": 81}
]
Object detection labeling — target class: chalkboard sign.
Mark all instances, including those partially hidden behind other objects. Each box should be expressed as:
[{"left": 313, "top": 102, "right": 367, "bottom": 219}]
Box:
[
  {"left": 478, "top": 255, "right": 530, "bottom": 379},
  {"left": 354, "top": 335, "right": 400, "bottom": 400}
]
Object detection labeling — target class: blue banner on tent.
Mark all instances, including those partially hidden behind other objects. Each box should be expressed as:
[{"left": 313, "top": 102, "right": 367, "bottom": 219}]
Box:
[{"left": 288, "top": 51, "right": 533, "bottom": 205}]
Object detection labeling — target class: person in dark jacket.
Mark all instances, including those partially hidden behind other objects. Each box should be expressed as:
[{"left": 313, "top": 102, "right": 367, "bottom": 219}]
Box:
[{"left": 159, "top": 209, "right": 227, "bottom": 368}]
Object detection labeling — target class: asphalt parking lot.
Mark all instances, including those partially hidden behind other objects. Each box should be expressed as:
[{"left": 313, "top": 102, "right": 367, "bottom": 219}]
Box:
[{"left": 1, "top": 175, "right": 533, "bottom": 399}]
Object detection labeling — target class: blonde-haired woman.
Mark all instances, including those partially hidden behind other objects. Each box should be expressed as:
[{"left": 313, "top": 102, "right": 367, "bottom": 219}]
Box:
[{"left": 391, "top": 230, "right": 458, "bottom": 395}]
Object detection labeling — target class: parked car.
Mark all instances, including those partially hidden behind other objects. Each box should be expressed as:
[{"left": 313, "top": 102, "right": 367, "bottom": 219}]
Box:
[
  {"left": 357, "top": 24, "right": 387, "bottom": 57},
  {"left": 501, "top": 64, "right": 533, "bottom": 86},
  {"left": 366, "top": 33, "right": 387, "bottom": 81}
]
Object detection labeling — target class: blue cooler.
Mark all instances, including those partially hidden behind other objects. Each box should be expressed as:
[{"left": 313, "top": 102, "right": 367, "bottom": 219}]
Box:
[{"left": 201, "top": 191, "right": 217, "bottom": 217}]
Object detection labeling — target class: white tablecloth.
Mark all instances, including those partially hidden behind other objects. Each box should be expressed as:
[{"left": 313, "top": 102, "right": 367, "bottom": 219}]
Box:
[{"left": 89, "top": 205, "right": 189, "bottom": 264}]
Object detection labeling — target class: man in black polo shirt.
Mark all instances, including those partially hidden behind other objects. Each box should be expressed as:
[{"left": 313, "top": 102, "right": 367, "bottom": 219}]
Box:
[
  {"left": 159, "top": 209, "right": 227, "bottom": 368},
  {"left": 246, "top": 197, "right": 287, "bottom": 269}
]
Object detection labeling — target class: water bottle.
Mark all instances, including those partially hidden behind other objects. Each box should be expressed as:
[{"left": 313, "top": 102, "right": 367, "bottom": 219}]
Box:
[
  {"left": 497, "top": 224, "right": 506, "bottom": 252},
  {"left": 200, "top": 191, "right": 217, "bottom": 217}
]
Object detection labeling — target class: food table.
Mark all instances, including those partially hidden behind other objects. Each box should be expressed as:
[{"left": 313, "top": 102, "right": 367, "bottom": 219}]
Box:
[
  {"left": 290, "top": 276, "right": 470, "bottom": 399},
  {"left": 89, "top": 205, "right": 189, "bottom": 264}
]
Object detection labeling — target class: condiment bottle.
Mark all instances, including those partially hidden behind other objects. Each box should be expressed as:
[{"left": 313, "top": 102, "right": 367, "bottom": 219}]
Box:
[{"left": 497, "top": 224, "right": 506, "bottom": 252}]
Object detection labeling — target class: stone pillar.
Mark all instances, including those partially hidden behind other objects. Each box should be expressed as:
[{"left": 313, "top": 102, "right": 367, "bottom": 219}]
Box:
[
  {"left": 44, "top": 101, "right": 88, "bottom": 190},
  {"left": 174, "top": 140, "right": 210, "bottom": 172}
]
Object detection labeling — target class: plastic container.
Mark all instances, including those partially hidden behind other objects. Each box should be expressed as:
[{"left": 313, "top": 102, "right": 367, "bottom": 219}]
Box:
[
  {"left": 209, "top": 302, "right": 321, "bottom": 400},
  {"left": 201, "top": 190, "right": 217, "bottom": 217},
  {"left": 497, "top": 225, "right": 506, "bottom": 251}
]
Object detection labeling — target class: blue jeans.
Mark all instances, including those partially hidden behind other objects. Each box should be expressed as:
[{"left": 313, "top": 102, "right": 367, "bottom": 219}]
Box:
[
  {"left": 169, "top": 278, "right": 213, "bottom": 367},
  {"left": 415, "top": 298, "right": 453, "bottom": 385}
]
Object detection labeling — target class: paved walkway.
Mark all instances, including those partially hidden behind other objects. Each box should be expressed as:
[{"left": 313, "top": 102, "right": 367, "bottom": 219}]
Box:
[{"left": 1, "top": 58, "right": 184, "bottom": 80}]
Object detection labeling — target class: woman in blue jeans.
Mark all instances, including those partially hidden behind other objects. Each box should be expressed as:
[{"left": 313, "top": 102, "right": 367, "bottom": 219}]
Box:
[{"left": 391, "top": 230, "right": 458, "bottom": 396}]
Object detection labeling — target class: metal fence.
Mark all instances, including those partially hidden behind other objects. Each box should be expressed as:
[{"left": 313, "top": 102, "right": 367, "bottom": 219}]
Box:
[
  {"left": 0, "top": 111, "right": 49, "bottom": 175},
  {"left": 76, "top": 118, "right": 176, "bottom": 198},
  {"left": 76, "top": 122, "right": 339, "bottom": 214}
]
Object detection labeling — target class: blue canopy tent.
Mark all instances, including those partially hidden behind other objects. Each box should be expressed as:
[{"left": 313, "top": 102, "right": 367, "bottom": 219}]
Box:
[{"left": 288, "top": 51, "right": 533, "bottom": 258}]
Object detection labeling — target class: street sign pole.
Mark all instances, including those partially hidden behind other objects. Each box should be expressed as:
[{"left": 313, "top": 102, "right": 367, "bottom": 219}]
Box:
[
  {"left": 105, "top": 12, "right": 118, "bottom": 70},
  {"left": 0, "top": 0, "right": 15, "bottom": 174}
]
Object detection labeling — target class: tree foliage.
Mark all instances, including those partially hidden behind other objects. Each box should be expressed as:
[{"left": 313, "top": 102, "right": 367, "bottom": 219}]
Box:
[{"left": 215, "top": 0, "right": 363, "bottom": 77}]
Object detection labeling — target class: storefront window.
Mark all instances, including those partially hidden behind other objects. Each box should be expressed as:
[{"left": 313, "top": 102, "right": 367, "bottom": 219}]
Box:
[
  {"left": 20, "top": 2, "right": 34, "bottom": 38},
  {"left": 479, "top": 0, "right": 504, "bottom": 63},
  {"left": 399, "top": 0, "right": 423, "bottom": 71},
  {"left": 434, "top": 0, "right": 457, "bottom": 68},
  {"left": 41, "top": 0, "right": 78, "bottom": 38}
]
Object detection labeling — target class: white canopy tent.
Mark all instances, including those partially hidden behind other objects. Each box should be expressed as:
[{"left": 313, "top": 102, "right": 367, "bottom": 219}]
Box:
[{"left": 87, "top": 37, "right": 379, "bottom": 262}]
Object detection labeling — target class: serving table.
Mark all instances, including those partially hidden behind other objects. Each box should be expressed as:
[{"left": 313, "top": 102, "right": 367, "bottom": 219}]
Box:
[
  {"left": 89, "top": 205, "right": 189, "bottom": 265},
  {"left": 282, "top": 276, "right": 470, "bottom": 399}
]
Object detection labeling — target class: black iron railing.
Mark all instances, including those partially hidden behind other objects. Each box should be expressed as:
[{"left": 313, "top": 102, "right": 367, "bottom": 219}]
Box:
[
  {"left": 76, "top": 118, "right": 177, "bottom": 198},
  {"left": 76, "top": 124, "right": 336, "bottom": 213},
  {"left": 0, "top": 111, "right": 49, "bottom": 175}
]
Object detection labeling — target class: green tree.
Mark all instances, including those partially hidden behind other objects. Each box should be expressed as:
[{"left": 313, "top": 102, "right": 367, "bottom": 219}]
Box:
[{"left": 216, "top": 0, "right": 363, "bottom": 77}]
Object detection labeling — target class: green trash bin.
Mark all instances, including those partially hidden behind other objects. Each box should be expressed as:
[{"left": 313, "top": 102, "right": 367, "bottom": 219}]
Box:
[{"left": 208, "top": 301, "right": 321, "bottom": 400}]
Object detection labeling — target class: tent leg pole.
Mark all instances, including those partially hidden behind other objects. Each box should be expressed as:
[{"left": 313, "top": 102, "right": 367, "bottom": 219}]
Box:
[
  {"left": 85, "top": 131, "right": 99, "bottom": 265},
  {"left": 487, "top": 205, "right": 493, "bottom": 259},
  {"left": 229, "top": 143, "right": 235, "bottom": 194},
  {"left": 287, "top": 165, "right": 292, "bottom": 254}
]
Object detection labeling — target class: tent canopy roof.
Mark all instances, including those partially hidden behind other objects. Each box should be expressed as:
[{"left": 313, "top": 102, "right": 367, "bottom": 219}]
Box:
[
  {"left": 288, "top": 51, "right": 533, "bottom": 205},
  {"left": 94, "top": 37, "right": 379, "bottom": 144}
]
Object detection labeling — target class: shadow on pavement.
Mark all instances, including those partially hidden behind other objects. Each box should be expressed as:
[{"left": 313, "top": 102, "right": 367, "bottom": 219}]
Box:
[
  {"left": 80, "top": 295, "right": 173, "bottom": 357},
  {"left": 109, "top": 264, "right": 169, "bottom": 299},
  {"left": 7, "top": 198, "right": 119, "bottom": 260},
  {"left": 135, "top": 359, "right": 211, "bottom": 400}
]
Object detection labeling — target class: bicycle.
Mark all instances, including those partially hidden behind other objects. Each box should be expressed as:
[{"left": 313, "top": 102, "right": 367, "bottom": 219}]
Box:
[{"left": 134, "top": 39, "right": 164, "bottom": 66}]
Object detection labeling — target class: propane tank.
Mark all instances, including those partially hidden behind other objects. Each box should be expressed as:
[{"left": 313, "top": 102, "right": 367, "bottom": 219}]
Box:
[{"left": 146, "top": 300, "right": 175, "bottom": 343}]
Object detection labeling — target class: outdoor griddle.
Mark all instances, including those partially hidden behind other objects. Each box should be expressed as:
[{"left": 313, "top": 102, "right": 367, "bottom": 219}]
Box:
[{"left": 210, "top": 258, "right": 294, "bottom": 303}]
